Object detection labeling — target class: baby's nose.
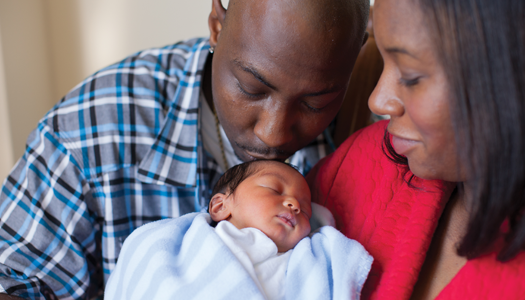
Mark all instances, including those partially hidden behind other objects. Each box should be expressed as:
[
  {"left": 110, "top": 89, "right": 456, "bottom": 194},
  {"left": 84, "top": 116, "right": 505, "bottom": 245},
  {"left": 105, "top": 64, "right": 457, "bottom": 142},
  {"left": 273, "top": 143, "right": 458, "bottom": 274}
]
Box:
[{"left": 285, "top": 198, "right": 300, "bottom": 214}]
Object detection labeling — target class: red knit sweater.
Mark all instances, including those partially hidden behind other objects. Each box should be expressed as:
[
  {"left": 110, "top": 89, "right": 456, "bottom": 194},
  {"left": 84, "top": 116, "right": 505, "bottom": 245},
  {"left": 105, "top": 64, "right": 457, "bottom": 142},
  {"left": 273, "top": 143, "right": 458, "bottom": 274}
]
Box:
[{"left": 307, "top": 121, "right": 525, "bottom": 299}]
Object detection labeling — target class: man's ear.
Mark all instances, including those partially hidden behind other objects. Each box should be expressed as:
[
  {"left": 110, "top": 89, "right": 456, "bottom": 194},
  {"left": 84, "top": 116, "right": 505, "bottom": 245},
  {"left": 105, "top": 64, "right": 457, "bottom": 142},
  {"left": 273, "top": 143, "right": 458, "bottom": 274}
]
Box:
[
  {"left": 209, "top": 193, "right": 231, "bottom": 222},
  {"left": 208, "top": 0, "right": 227, "bottom": 48}
]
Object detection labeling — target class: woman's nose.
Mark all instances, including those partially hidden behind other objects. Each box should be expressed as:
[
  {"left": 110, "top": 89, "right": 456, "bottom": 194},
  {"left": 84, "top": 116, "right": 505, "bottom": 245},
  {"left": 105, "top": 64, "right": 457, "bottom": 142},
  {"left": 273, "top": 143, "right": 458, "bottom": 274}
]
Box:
[{"left": 368, "top": 70, "right": 404, "bottom": 118}]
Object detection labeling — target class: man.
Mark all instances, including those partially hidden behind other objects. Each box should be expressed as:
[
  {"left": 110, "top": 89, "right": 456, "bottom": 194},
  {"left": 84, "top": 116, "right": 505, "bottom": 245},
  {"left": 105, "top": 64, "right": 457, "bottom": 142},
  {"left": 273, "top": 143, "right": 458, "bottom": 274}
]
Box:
[{"left": 0, "top": 0, "right": 368, "bottom": 298}]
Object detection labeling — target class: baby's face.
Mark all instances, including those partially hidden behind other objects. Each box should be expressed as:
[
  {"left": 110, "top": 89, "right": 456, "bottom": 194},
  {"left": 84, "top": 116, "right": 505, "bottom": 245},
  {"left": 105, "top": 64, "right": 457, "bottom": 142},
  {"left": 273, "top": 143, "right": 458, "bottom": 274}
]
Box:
[{"left": 227, "top": 162, "right": 312, "bottom": 252}]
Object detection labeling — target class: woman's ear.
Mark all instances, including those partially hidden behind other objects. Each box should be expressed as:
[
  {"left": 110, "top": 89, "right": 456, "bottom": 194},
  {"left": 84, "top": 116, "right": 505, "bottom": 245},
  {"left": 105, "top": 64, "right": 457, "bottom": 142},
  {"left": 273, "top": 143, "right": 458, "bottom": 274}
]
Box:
[
  {"left": 208, "top": 0, "right": 227, "bottom": 48},
  {"left": 209, "top": 193, "right": 231, "bottom": 222}
]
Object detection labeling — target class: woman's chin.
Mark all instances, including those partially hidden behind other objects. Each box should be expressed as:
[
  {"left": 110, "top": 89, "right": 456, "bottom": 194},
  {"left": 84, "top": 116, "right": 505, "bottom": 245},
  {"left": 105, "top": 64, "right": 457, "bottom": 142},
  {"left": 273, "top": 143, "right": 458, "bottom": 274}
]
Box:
[
  {"left": 408, "top": 160, "right": 464, "bottom": 182},
  {"left": 407, "top": 160, "right": 439, "bottom": 181}
]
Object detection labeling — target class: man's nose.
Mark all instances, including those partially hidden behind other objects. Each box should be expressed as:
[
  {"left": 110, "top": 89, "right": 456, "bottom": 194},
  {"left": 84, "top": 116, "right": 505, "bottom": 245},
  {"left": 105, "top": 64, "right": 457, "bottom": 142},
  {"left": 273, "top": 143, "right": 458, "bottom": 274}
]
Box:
[
  {"left": 253, "top": 99, "right": 295, "bottom": 148},
  {"left": 368, "top": 70, "right": 404, "bottom": 118}
]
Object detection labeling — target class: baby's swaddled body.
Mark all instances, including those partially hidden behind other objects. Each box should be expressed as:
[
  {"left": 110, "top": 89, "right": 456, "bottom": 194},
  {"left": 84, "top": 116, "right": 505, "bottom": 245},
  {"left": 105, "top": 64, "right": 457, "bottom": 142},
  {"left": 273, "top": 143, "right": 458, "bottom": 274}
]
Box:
[
  {"left": 105, "top": 161, "right": 373, "bottom": 300},
  {"left": 214, "top": 220, "right": 291, "bottom": 300},
  {"left": 105, "top": 212, "right": 372, "bottom": 300}
]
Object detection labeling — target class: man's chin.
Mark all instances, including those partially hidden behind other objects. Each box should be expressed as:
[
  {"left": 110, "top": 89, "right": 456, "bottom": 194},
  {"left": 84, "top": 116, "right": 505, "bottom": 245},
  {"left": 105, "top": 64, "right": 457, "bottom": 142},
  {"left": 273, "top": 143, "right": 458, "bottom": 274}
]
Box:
[
  {"left": 232, "top": 149, "right": 249, "bottom": 162},
  {"left": 230, "top": 144, "right": 254, "bottom": 162}
]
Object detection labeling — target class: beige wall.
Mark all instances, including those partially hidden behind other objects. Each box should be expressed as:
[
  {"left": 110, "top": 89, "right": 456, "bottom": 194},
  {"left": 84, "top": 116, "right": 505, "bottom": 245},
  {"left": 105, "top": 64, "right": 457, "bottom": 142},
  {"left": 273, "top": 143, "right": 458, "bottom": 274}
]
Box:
[
  {"left": 45, "top": 0, "right": 214, "bottom": 100},
  {"left": 0, "top": 1, "right": 55, "bottom": 168},
  {"left": 0, "top": 24, "right": 14, "bottom": 181},
  {"left": 0, "top": 0, "right": 215, "bottom": 171}
]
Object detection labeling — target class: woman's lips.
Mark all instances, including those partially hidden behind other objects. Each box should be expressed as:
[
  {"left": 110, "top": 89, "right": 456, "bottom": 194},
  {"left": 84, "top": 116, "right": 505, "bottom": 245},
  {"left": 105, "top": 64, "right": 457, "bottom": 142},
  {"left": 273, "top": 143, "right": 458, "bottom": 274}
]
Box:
[{"left": 391, "top": 135, "right": 418, "bottom": 156}]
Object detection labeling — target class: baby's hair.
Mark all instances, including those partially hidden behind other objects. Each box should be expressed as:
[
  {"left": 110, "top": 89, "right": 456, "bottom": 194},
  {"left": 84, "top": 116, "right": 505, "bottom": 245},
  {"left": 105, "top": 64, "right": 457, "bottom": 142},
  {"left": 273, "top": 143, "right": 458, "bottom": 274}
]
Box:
[
  {"left": 209, "top": 160, "right": 300, "bottom": 212},
  {"left": 212, "top": 161, "right": 260, "bottom": 197}
]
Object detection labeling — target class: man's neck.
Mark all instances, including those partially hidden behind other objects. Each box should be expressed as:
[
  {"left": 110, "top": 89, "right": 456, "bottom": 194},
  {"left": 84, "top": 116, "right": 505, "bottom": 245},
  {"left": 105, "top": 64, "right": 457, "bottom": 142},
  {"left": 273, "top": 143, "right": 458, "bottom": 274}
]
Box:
[{"left": 202, "top": 52, "right": 215, "bottom": 111}]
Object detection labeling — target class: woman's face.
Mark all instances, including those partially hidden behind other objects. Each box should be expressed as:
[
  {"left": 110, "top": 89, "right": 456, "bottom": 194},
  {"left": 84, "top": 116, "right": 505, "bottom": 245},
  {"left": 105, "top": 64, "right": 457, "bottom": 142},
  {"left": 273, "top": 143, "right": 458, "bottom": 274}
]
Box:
[{"left": 369, "top": 0, "right": 463, "bottom": 182}]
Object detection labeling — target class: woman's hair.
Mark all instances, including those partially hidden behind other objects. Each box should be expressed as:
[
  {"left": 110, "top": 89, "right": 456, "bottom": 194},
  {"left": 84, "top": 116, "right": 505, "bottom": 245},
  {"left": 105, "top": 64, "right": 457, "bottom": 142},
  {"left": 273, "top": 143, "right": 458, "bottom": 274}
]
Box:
[
  {"left": 382, "top": 131, "right": 416, "bottom": 186},
  {"left": 384, "top": 0, "right": 525, "bottom": 261}
]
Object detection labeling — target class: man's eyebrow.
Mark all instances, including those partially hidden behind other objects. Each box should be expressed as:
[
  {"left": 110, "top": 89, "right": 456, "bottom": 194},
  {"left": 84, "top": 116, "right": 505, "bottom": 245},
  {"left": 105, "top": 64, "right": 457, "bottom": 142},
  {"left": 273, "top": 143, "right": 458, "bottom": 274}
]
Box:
[
  {"left": 233, "top": 59, "right": 342, "bottom": 97},
  {"left": 233, "top": 59, "right": 276, "bottom": 90},
  {"left": 385, "top": 47, "right": 419, "bottom": 59},
  {"left": 303, "top": 86, "right": 341, "bottom": 97}
]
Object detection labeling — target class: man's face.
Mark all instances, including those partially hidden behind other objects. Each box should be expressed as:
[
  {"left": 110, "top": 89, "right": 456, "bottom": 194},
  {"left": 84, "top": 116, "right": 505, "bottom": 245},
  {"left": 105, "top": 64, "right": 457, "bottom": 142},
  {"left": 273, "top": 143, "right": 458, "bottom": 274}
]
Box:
[
  {"left": 210, "top": 1, "right": 359, "bottom": 162},
  {"left": 226, "top": 161, "right": 312, "bottom": 252}
]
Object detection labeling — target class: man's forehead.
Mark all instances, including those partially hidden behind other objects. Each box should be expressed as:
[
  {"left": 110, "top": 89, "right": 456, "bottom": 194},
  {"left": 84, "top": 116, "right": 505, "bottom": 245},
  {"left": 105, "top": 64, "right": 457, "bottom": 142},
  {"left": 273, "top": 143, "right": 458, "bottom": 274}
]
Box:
[
  {"left": 222, "top": 0, "right": 367, "bottom": 67},
  {"left": 226, "top": 0, "right": 363, "bottom": 34}
]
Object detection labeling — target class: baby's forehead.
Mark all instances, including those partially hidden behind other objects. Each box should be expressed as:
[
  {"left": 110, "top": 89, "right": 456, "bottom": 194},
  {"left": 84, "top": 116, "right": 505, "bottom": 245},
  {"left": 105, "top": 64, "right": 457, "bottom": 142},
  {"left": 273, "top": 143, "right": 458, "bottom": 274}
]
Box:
[
  {"left": 252, "top": 161, "right": 296, "bottom": 174},
  {"left": 249, "top": 161, "right": 304, "bottom": 183}
]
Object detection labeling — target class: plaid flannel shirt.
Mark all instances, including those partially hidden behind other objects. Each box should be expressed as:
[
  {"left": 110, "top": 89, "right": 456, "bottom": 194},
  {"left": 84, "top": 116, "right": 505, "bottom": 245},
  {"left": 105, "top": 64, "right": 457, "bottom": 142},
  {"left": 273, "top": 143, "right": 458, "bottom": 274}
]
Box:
[{"left": 0, "top": 38, "right": 331, "bottom": 299}]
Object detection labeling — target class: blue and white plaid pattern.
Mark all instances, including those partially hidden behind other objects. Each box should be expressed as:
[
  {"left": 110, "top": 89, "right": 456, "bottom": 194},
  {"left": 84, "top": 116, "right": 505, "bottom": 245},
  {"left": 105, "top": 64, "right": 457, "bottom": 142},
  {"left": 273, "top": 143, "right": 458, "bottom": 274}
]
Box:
[{"left": 0, "top": 38, "right": 330, "bottom": 299}]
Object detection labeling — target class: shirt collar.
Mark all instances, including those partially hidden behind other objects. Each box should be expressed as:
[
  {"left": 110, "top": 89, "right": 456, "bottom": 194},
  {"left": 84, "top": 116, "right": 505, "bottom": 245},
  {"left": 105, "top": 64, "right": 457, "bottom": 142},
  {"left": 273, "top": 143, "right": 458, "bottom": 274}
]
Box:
[{"left": 137, "top": 38, "right": 211, "bottom": 187}]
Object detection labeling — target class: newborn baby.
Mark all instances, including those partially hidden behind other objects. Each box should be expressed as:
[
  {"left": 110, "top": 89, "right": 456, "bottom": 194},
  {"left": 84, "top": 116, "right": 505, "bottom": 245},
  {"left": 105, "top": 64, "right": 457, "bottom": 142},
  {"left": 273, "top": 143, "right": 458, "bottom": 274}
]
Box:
[{"left": 105, "top": 161, "right": 372, "bottom": 300}]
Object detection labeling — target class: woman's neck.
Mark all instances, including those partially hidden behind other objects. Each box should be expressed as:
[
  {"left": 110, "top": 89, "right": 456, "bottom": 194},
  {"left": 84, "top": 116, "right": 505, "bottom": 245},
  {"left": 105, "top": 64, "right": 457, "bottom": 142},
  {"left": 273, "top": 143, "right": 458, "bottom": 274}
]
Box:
[
  {"left": 443, "top": 186, "right": 470, "bottom": 247},
  {"left": 410, "top": 184, "right": 469, "bottom": 300}
]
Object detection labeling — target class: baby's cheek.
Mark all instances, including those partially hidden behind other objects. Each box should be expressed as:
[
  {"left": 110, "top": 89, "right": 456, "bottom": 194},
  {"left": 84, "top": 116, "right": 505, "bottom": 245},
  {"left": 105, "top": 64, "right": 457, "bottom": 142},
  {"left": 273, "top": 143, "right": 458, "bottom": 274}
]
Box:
[{"left": 301, "top": 223, "right": 311, "bottom": 238}]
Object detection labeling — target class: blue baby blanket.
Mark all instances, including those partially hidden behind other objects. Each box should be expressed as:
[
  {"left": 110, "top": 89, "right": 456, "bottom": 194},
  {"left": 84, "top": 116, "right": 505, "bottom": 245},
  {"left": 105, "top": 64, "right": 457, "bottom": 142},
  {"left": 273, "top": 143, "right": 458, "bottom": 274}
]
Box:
[{"left": 105, "top": 213, "right": 372, "bottom": 300}]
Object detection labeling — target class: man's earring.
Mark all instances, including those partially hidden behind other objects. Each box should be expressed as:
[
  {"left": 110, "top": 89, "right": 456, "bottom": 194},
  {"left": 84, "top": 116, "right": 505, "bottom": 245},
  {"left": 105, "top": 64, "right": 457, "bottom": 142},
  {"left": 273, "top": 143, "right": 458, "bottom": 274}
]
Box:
[{"left": 209, "top": 46, "right": 215, "bottom": 54}]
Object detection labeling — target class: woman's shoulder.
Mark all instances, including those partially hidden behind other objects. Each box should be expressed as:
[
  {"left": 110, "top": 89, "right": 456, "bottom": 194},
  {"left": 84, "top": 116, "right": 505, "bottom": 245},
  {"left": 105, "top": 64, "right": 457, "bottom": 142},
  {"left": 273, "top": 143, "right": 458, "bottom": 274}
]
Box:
[
  {"left": 307, "top": 121, "right": 389, "bottom": 202},
  {"left": 437, "top": 250, "right": 525, "bottom": 299},
  {"left": 330, "top": 119, "right": 388, "bottom": 165}
]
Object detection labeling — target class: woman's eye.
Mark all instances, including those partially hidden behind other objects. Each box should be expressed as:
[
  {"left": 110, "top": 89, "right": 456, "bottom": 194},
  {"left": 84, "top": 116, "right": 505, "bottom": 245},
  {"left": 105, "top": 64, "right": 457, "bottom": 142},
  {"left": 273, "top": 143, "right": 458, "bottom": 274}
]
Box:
[
  {"left": 237, "top": 82, "right": 264, "bottom": 99},
  {"left": 399, "top": 76, "right": 421, "bottom": 87}
]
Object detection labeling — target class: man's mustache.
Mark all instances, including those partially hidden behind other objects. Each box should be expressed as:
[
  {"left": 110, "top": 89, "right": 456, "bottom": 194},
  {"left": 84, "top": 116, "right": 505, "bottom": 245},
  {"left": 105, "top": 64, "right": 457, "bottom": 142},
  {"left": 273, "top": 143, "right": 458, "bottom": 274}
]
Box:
[{"left": 235, "top": 141, "right": 293, "bottom": 157}]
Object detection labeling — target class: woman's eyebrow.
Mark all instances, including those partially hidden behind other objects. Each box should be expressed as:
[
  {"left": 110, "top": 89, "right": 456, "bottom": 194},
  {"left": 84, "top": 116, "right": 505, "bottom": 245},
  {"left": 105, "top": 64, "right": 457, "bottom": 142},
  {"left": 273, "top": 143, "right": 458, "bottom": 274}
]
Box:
[{"left": 385, "top": 47, "right": 419, "bottom": 59}]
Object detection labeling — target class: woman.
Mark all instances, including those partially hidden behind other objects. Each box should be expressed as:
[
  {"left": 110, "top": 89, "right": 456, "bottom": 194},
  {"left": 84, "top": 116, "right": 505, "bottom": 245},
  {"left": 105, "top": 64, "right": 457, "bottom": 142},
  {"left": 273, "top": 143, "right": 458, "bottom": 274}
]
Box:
[{"left": 308, "top": 0, "right": 525, "bottom": 298}]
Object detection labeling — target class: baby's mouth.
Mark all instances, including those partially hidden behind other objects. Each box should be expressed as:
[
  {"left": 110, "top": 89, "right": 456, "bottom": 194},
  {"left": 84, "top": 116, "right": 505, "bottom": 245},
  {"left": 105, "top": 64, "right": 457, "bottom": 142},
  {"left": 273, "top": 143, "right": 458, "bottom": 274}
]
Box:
[{"left": 277, "top": 213, "right": 297, "bottom": 227}]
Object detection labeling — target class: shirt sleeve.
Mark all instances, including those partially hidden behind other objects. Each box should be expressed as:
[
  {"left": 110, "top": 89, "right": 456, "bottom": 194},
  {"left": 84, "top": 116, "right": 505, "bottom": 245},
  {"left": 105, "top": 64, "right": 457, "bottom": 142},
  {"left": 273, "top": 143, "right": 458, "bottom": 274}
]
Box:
[{"left": 0, "top": 121, "right": 100, "bottom": 299}]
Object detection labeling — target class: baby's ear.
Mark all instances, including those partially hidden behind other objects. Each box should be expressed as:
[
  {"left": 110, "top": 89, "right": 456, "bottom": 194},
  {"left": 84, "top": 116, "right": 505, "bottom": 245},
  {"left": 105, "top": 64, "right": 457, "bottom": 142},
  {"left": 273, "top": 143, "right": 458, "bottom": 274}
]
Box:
[{"left": 209, "top": 193, "right": 231, "bottom": 222}]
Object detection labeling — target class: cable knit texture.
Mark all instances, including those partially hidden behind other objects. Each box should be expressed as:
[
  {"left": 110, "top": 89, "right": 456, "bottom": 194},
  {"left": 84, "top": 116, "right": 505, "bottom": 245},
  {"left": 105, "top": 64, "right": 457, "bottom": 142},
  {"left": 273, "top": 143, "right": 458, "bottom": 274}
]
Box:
[{"left": 308, "top": 120, "right": 525, "bottom": 300}]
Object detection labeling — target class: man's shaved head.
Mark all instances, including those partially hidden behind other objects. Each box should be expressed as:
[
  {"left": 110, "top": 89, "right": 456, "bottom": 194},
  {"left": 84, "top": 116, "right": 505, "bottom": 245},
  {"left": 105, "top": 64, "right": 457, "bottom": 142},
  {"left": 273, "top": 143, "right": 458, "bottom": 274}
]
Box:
[
  {"left": 205, "top": 0, "right": 369, "bottom": 163},
  {"left": 223, "top": 0, "right": 369, "bottom": 48}
]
